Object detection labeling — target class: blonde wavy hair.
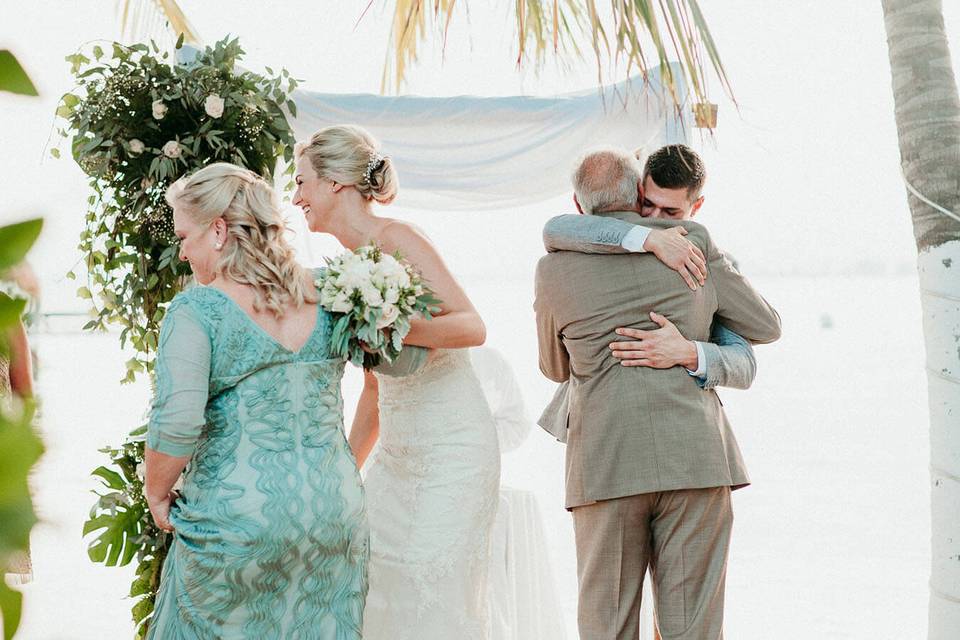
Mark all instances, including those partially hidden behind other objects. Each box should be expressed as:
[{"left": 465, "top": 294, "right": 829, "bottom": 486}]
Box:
[
  {"left": 166, "top": 162, "right": 317, "bottom": 317},
  {"left": 295, "top": 124, "right": 398, "bottom": 204}
]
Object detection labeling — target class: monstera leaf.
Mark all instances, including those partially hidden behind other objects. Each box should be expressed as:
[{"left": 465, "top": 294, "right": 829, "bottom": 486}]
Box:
[
  {"left": 83, "top": 502, "right": 145, "bottom": 567},
  {"left": 84, "top": 465, "right": 146, "bottom": 567}
]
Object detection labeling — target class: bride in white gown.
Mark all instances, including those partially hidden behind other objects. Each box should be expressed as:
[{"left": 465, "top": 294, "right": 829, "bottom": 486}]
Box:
[{"left": 293, "top": 124, "right": 501, "bottom": 639}]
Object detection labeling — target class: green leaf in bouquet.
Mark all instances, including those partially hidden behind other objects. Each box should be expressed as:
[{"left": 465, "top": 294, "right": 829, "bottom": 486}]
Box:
[
  {"left": 356, "top": 323, "right": 378, "bottom": 347},
  {"left": 330, "top": 314, "right": 352, "bottom": 355},
  {"left": 391, "top": 326, "right": 406, "bottom": 351},
  {"left": 363, "top": 306, "right": 381, "bottom": 327}
]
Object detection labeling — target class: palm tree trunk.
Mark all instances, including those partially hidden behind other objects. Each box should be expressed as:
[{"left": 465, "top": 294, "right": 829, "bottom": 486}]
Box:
[{"left": 882, "top": 1, "right": 960, "bottom": 637}]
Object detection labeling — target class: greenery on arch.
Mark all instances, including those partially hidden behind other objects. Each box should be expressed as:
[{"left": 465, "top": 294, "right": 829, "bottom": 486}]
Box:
[{"left": 56, "top": 35, "right": 299, "bottom": 381}]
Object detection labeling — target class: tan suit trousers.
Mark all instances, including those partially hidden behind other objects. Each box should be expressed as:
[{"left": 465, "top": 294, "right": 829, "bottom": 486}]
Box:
[{"left": 572, "top": 487, "right": 733, "bottom": 640}]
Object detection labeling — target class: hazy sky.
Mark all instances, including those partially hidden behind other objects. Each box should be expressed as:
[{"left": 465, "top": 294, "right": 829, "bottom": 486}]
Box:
[{"left": 2, "top": 1, "right": 958, "bottom": 310}]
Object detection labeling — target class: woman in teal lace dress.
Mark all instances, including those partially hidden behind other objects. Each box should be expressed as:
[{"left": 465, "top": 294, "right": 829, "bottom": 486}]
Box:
[{"left": 145, "top": 163, "right": 424, "bottom": 639}]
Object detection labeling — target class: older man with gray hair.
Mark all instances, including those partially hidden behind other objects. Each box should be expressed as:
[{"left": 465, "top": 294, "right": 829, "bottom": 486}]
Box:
[{"left": 534, "top": 147, "right": 781, "bottom": 639}]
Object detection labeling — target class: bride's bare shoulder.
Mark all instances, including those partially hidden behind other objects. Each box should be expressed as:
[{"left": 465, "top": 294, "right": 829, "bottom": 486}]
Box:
[{"left": 377, "top": 218, "right": 434, "bottom": 251}]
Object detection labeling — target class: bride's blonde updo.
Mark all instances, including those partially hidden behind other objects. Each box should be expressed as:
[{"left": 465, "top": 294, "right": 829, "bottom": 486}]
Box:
[
  {"left": 166, "top": 162, "right": 317, "bottom": 317},
  {"left": 296, "top": 124, "right": 398, "bottom": 205}
]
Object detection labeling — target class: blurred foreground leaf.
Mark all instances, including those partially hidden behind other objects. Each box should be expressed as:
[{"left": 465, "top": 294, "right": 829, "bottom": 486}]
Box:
[
  {"left": 0, "top": 51, "right": 38, "bottom": 96},
  {"left": 0, "top": 401, "right": 42, "bottom": 640}
]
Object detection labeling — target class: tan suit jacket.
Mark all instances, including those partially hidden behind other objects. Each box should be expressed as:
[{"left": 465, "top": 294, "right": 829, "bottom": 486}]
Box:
[{"left": 534, "top": 212, "right": 781, "bottom": 508}]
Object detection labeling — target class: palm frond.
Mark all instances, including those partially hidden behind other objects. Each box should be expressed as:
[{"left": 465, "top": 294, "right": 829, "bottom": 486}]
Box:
[
  {"left": 116, "top": 0, "right": 200, "bottom": 45},
  {"left": 381, "top": 0, "right": 458, "bottom": 93},
  {"left": 377, "top": 0, "right": 734, "bottom": 118}
]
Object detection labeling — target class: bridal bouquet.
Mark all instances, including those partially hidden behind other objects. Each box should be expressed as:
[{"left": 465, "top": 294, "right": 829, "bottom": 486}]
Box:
[{"left": 317, "top": 244, "right": 441, "bottom": 368}]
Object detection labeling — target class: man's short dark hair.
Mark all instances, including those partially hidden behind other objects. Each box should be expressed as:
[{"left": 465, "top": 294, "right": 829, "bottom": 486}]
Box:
[{"left": 642, "top": 144, "right": 706, "bottom": 201}]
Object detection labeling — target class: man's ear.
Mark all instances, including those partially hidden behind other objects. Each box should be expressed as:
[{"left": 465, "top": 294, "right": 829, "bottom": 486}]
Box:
[
  {"left": 689, "top": 196, "right": 705, "bottom": 218},
  {"left": 573, "top": 194, "right": 584, "bottom": 215},
  {"left": 633, "top": 180, "right": 646, "bottom": 213}
]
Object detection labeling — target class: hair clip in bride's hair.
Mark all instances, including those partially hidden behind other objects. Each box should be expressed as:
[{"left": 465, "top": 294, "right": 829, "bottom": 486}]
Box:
[{"left": 363, "top": 150, "right": 386, "bottom": 186}]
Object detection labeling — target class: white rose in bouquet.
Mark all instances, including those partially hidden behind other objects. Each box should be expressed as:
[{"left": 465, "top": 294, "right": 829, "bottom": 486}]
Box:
[
  {"left": 377, "top": 303, "right": 401, "bottom": 329},
  {"left": 128, "top": 138, "right": 145, "bottom": 155},
  {"left": 384, "top": 287, "right": 400, "bottom": 305},
  {"left": 361, "top": 282, "right": 384, "bottom": 307},
  {"left": 162, "top": 140, "right": 182, "bottom": 158},
  {"left": 152, "top": 99, "right": 168, "bottom": 120},
  {"left": 331, "top": 290, "right": 354, "bottom": 313},
  {"left": 316, "top": 243, "right": 441, "bottom": 368},
  {"left": 338, "top": 257, "right": 373, "bottom": 290},
  {"left": 204, "top": 94, "right": 225, "bottom": 118},
  {"left": 373, "top": 255, "right": 411, "bottom": 289},
  {"left": 320, "top": 281, "right": 339, "bottom": 307}
]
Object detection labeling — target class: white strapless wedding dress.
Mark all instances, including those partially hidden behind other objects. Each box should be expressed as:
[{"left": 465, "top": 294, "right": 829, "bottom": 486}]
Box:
[{"left": 363, "top": 349, "right": 501, "bottom": 640}]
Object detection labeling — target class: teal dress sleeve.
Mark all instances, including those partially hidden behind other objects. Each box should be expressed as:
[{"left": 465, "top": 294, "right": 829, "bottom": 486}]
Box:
[{"left": 147, "top": 299, "right": 211, "bottom": 457}]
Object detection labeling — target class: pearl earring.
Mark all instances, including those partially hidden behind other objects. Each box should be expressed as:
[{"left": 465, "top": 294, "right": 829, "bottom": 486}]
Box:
[{"left": 215, "top": 242, "right": 223, "bottom": 250}]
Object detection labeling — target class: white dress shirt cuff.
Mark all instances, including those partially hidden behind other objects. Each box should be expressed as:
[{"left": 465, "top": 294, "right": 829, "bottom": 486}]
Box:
[
  {"left": 620, "top": 226, "right": 651, "bottom": 252},
  {"left": 686, "top": 341, "right": 707, "bottom": 378}
]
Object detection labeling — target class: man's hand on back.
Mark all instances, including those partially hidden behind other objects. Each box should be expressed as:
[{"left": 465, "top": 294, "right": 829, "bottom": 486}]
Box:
[
  {"left": 609, "top": 312, "right": 699, "bottom": 370},
  {"left": 643, "top": 227, "right": 707, "bottom": 290}
]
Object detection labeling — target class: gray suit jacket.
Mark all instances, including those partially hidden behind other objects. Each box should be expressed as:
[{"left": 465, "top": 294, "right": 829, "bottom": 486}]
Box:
[
  {"left": 534, "top": 212, "right": 781, "bottom": 508},
  {"left": 538, "top": 214, "right": 757, "bottom": 441}
]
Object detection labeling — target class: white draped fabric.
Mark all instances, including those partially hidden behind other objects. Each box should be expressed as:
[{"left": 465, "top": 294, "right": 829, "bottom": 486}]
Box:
[
  {"left": 471, "top": 347, "right": 567, "bottom": 640},
  {"left": 289, "top": 65, "right": 688, "bottom": 211}
]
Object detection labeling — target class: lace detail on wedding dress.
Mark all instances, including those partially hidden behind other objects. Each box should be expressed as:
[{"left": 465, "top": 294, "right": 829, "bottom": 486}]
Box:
[{"left": 364, "top": 349, "right": 501, "bottom": 640}]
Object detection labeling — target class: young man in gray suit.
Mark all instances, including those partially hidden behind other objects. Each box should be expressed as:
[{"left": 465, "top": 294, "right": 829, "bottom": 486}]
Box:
[{"left": 533, "top": 147, "right": 781, "bottom": 639}]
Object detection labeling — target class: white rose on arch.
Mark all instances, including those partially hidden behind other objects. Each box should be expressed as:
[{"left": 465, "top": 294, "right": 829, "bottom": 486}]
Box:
[
  {"left": 152, "top": 100, "right": 168, "bottom": 120},
  {"left": 128, "top": 138, "right": 145, "bottom": 155},
  {"left": 162, "top": 140, "right": 182, "bottom": 158},
  {"left": 204, "top": 94, "right": 225, "bottom": 119}
]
